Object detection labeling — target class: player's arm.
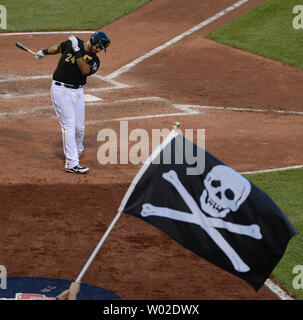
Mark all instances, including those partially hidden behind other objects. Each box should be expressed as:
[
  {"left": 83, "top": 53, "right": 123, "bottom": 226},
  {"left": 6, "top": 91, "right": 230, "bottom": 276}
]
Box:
[
  {"left": 44, "top": 44, "right": 61, "bottom": 55},
  {"left": 76, "top": 56, "right": 99, "bottom": 76},
  {"left": 75, "top": 57, "right": 91, "bottom": 76},
  {"left": 34, "top": 43, "right": 61, "bottom": 60}
]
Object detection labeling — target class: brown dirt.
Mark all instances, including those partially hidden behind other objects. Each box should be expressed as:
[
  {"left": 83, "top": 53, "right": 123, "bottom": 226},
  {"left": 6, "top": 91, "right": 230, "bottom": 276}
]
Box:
[{"left": 0, "top": 0, "right": 301, "bottom": 300}]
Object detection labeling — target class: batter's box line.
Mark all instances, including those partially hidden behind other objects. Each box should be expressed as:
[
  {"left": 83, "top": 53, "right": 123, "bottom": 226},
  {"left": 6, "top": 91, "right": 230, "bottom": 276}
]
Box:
[
  {"left": 85, "top": 101, "right": 199, "bottom": 125},
  {"left": 0, "top": 97, "right": 192, "bottom": 120},
  {"left": 0, "top": 74, "right": 129, "bottom": 87},
  {"left": 83, "top": 102, "right": 303, "bottom": 125},
  {"left": 0, "top": 86, "right": 127, "bottom": 100},
  {"left": 85, "top": 112, "right": 195, "bottom": 125},
  {"left": 0, "top": 74, "right": 130, "bottom": 99},
  {"left": 173, "top": 104, "right": 303, "bottom": 116},
  {"left": 0, "top": 75, "right": 51, "bottom": 83},
  {"left": 87, "top": 96, "right": 168, "bottom": 105}
]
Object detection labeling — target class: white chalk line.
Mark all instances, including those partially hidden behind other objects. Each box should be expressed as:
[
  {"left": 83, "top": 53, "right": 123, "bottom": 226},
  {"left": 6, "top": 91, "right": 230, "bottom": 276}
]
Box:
[
  {"left": 0, "top": 86, "right": 126, "bottom": 100},
  {"left": 242, "top": 164, "right": 303, "bottom": 175},
  {"left": 106, "top": 0, "right": 250, "bottom": 79},
  {"left": 179, "top": 104, "right": 303, "bottom": 116},
  {"left": 0, "top": 73, "right": 129, "bottom": 87},
  {"left": 0, "top": 97, "right": 178, "bottom": 119},
  {"left": 264, "top": 280, "right": 294, "bottom": 300},
  {"left": 93, "top": 74, "right": 129, "bottom": 89},
  {"left": 0, "top": 75, "right": 51, "bottom": 83},
  {"left": 0, "top": 73, "right": 130, "bottom": 99},
  {"left": 104, "top": 96, "right": 167, "bottom": 104},
  {"left": 85, "top": 112, "right": 195, "bottom": 125},
  {"left": 173, "top": 104, "right": 303, "bottom": 116}
]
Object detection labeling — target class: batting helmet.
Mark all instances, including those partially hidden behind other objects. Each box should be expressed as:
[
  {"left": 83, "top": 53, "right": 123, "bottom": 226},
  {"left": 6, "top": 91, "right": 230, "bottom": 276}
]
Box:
[{"left": 90, "top": 31, "right": 110, "bottom": 52}]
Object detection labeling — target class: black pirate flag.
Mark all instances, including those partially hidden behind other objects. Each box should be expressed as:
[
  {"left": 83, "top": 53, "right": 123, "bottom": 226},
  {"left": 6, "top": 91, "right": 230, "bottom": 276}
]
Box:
[{"left": 119, "top": 130, "right": 297, "bottom": 291}]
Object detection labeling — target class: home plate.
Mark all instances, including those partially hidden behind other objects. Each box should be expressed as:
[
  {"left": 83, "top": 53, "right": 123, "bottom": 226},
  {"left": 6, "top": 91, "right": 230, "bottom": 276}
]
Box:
[{"left": 85, "top": 94, "right": 103, "bottom": 102}]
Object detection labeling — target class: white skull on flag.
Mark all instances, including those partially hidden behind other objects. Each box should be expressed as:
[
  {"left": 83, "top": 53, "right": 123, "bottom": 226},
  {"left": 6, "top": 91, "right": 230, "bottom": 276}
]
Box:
[{"left": 200, "top": 165, "right": 251, "bottom": 218}]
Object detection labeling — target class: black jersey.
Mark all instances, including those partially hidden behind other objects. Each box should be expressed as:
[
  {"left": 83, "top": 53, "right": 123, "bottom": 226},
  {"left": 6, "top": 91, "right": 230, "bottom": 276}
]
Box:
[{"left": 53, "top": 38, "right": 100, "bottom": 86}]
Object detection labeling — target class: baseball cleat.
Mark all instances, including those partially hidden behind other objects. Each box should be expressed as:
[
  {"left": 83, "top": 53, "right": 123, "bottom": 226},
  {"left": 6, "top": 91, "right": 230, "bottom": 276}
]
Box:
[{"left": 65, "top": 165, "right": 90, "bottom": 174}]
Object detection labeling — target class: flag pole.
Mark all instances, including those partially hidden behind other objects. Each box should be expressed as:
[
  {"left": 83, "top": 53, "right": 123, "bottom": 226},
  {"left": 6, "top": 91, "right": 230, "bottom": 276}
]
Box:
[{"left": 75, "top": 121, "right": 181, "bottom": 283}]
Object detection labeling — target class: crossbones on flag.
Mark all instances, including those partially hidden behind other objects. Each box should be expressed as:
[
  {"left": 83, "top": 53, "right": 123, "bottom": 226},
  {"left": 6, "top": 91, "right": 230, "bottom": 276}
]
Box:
[{"left": 119, "top": 130, "right": 297, "bottom": 291}]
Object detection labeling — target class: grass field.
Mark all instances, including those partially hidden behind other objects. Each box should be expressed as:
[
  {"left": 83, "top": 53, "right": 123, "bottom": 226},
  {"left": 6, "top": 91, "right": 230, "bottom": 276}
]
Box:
[
  {"left": 206, "top": 0, "right": 303, "bottom": 69},
  {"left": 245, "top": 170, "right": 303, "bottom": 299},
  {"left": 0, "top": 0, "right": 151, "bottom": 32}
]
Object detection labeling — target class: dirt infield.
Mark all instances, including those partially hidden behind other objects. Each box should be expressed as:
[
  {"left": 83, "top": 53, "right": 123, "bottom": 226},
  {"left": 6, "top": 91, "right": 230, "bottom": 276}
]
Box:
[{"left": 0, "top": 0, "right": 302, "bottom": 300}]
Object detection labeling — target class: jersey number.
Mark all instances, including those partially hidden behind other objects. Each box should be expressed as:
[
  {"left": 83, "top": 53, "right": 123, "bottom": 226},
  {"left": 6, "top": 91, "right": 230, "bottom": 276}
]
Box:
[
  {"left": 65, "top": 53, "right": 76, "bottom": 64},
  {"left": 65, "top": 53, "right": 92, "bottom": 64}
]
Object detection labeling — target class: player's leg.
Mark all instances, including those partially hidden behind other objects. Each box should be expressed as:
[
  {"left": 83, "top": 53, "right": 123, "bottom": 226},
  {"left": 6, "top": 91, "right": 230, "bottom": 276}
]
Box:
[
  {"left": 51, "top": 82, "right": 79, "bottom": 169},
  {"left": 73, "top": 87, "right": 85, "bottom": 158}
]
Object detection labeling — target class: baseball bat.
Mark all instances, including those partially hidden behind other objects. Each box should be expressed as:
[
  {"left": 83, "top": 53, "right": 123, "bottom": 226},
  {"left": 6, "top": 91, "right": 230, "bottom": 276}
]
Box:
[{"left": 15, "top": 42, "right": 36, "bottom": 56}]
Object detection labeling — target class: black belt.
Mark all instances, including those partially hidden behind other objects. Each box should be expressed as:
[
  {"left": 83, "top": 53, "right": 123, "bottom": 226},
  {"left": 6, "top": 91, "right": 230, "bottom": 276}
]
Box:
[{"left": 54, "top": 81, "right": 82, "bottom": 89}]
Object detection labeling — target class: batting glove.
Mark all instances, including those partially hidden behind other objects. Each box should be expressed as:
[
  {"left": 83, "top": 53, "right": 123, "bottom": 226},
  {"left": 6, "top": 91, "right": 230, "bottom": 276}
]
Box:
[
  {"left": 34, "top": 50, "right": 45, "bottom": 60},
  {"left": 69, "top": 36, "right": 80, "bottom": 52}
]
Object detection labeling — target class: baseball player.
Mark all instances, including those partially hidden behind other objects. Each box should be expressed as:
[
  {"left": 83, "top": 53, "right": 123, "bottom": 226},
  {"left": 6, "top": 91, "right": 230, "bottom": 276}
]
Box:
[{"left": 35, "top": 31, "right": 110, "bottom": 174}]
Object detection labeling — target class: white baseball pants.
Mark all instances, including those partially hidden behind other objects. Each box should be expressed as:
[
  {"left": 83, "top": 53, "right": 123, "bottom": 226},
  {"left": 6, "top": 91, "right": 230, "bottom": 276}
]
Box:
[{"left": 51, "top": 80, "right": 85, "bottom": 169}]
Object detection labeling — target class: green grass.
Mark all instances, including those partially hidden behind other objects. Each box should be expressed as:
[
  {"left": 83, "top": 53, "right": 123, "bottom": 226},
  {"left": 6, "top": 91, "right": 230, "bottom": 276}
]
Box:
[
  {"left": 0, "top": 0, "right": 151, "bottom": 32},
  {"left": 244, "top": 169, "right": 303, "bottom": 299},
  {"left": 206, "top": 0, "right": 303, "bottom": 69}
]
